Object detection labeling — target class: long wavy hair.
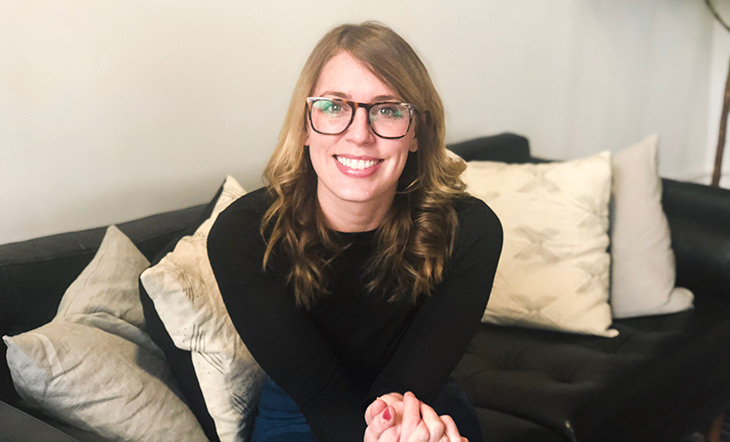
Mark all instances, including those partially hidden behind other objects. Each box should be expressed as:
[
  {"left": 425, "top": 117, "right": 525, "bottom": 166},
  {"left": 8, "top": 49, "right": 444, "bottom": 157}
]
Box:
[{"left": 262, "top": 21, "right": 467, "bottom": 309}]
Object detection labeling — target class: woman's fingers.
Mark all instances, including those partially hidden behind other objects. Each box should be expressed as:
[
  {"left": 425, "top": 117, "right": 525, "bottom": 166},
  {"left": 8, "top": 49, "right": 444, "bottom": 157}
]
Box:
[
  {"left": 363, "top": 404, "right": 396, "bottom": 442},
  {"left": 405, "top": 421, "right": 430, "bottom": 442},
  {"left": 365, "top": 398, "right": 388, "bottom": 426},
  {"left": 419, "top": 402, "right": 446, "bottom": 442},
  {"left": 439, "top": 414, "right": 466, "bottom": 442},
  {"left": 400, "top": 391, "right": 421, "bottom": 442},
  {"left": 364, "top": 391, "right": 468, "bottom": 442},
  {"left": 378, "top": 392, "right": 405, "bottom": 406}
]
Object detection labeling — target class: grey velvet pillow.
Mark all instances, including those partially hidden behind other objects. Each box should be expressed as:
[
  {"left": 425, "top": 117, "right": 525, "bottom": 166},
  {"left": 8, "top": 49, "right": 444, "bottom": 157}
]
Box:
[{"left": 3, "top": 225, "right": 207, "bottom": 442}]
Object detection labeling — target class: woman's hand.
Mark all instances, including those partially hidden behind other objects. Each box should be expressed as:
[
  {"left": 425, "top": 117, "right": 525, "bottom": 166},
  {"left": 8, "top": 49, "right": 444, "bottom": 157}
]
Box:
[{"left": 363, "top": 392, "right": 468, "bottom": 442}]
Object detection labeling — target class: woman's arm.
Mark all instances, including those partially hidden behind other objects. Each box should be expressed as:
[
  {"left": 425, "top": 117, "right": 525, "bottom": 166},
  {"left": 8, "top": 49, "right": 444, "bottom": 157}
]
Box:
[
  {"left": 207, "top": 196, "right": 367, "bottom": 441},
  {"left": 367, "top": 198, "right": 503, "bottom": 406}
]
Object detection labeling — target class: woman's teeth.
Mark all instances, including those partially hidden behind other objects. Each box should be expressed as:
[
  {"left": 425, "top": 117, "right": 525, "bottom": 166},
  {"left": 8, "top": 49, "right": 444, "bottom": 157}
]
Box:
[{"left": 336, "top": 156, "right": 378, "bottom": 170}]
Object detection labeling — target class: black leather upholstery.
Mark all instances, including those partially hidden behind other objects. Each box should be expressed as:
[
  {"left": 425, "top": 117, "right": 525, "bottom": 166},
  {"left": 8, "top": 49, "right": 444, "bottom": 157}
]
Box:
[
  {"left": 662, "top": 179, "right": 730, "bottom": 299},
  {"left": 448, "top": 133, "right": 531, "bottom": 163}
]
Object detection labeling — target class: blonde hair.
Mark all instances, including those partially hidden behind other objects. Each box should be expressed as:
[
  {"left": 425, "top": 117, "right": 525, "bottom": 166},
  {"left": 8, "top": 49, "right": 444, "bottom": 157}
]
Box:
[{"left": 262, "top": 21, "right": 467, "bottom": 308}]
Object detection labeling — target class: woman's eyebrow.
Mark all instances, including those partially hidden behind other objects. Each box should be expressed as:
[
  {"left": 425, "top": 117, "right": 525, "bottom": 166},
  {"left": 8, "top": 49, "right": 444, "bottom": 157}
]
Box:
[
  {"left": 317, "top": 91, "right": 401, "bottom": 102},
  {"left": 319, "top": 91, "right": 349, "bottom": 99}
]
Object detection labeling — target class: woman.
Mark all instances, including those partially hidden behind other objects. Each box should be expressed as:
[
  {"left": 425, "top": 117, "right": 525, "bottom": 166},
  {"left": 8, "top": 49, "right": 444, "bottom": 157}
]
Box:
[{"left": 208, "top": 21, "right": 502, "bottom": 442}]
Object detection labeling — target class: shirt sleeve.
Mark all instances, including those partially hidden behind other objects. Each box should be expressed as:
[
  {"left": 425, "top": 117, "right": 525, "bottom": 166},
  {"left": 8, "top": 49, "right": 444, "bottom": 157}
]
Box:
[
  {"left": 207, "top": 201, "right": 367, "bottom": 442},
  {"left": 366, "top": 198, "right": 503, "bottom": 404}
]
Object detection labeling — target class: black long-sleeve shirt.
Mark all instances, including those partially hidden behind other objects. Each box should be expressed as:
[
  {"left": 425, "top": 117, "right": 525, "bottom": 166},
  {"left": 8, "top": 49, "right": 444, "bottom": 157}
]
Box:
[{"left": 207, "top": 188, "right": 502, "bottom": 441}]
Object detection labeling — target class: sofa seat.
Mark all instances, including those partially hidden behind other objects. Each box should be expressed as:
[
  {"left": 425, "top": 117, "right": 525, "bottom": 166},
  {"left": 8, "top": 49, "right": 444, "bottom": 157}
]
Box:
[
  {"left": 455, "top": 293, "right": 730, "bottom": 442},
  {"left": 475, "top": 407, "right": 566, "bottom": 442}
]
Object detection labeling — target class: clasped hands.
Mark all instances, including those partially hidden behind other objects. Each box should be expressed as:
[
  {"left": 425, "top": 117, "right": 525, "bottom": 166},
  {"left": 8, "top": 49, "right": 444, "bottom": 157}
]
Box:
[{"left": 364, "top": 391, "right": 468, "bottom": 442}]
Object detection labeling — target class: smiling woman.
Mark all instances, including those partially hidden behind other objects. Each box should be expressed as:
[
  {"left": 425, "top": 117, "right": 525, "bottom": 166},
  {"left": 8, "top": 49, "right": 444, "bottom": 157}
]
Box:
[{"left": 206, "top": 21, "right": 503, "bottom": 442}]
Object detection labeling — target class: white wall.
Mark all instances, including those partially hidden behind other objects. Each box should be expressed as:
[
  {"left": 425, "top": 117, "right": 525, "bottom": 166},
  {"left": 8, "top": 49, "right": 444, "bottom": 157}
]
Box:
[{"left": 0, "top": 0, "right": 722, "bottom": 244}]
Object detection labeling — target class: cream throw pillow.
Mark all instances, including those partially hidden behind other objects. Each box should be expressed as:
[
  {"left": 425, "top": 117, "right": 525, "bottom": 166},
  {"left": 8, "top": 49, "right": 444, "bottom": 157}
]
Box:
[
  {"left": 462, "top": 152, "right": 617, "bottom": 337},
  {"left": 141, "top": 176, "right": 265, "bottom": 442},
  {"left": 609, "top": 135, "right": 693, "bottom": 318},
  {"left": 3, "top": 226, "right": 207, "bottom": 442}
]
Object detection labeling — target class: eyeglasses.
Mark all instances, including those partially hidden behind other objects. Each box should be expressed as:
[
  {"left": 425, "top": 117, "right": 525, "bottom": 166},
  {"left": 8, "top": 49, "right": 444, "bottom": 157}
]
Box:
[{"left": 306, "top": 97, "right": 416, "bottom": 139}]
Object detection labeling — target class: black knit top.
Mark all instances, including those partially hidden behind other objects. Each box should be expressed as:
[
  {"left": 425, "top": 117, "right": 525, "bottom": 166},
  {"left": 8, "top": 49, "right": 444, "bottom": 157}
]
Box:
[{"left": 207, "top": 187, "right": 502, "bottom": 441}]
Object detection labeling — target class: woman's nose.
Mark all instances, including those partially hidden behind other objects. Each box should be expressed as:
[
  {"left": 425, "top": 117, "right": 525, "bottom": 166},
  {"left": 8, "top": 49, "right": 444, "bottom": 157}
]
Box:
[{"left": 346, "top": 107, "right": 376, "bottom": 144}]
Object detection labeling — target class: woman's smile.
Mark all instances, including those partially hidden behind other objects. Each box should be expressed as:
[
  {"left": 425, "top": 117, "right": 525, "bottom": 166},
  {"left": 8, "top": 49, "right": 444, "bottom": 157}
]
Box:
[{"left": 333, "top": 154, "right": 383, "bottom": 177}]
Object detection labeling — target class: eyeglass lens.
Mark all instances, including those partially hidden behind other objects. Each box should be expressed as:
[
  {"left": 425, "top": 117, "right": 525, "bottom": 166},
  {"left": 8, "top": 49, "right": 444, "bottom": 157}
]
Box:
[{"left": 310, "top": 99, "right": 410, "bottom": 138}]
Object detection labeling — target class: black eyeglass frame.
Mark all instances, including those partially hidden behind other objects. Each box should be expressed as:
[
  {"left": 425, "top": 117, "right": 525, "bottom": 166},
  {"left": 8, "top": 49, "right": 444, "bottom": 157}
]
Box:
[{"left": 306, "top": 97, "right": 417, "bottom": 140}]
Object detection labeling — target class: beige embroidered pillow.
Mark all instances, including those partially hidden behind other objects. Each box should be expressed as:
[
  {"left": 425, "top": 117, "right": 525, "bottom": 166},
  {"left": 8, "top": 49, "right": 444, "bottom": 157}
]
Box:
[
  {"left": 141, "top": 176, "right": 265, "bottom": 442},
  {"left": 462, "top": 152, "right": 617, "bottom": 337}
]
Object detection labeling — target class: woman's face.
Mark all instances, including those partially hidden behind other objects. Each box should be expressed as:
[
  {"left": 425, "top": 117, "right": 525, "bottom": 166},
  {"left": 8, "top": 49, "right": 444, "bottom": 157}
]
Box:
[{"left": 305, "top": 51, "right": 417, "bottom": 230}]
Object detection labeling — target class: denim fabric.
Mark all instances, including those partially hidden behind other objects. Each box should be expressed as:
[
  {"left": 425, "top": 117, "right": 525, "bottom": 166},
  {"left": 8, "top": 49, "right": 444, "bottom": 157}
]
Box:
[{"left": 250, "top": 377, "right": 316, "bottom": 442}]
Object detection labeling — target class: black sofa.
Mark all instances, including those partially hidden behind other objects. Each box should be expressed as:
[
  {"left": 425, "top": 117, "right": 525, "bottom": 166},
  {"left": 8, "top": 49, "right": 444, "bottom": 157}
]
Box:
[
  {"left": 1, "top": 133, "right": 729, "bottom": 442},
  {"left": 451, "top": 134, "right": 730, "bottom": 442}
]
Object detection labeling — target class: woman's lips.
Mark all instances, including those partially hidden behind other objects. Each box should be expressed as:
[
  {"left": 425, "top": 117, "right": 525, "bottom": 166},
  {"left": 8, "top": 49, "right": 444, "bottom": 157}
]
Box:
[{"left": 334, "top": 155, "right": 383, "bottom": 177}]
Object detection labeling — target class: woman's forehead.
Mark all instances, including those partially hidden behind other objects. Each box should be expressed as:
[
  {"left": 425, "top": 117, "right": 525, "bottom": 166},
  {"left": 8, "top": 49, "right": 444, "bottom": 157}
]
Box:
[{"left": 313, "top": 51, "right": 399, "bottom": 101}]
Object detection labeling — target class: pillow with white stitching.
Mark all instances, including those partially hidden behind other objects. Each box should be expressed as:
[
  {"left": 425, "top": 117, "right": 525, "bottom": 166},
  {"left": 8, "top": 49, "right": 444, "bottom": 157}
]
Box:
[{"left": 141, "top": 176, "right": 264, "bottom": 442}]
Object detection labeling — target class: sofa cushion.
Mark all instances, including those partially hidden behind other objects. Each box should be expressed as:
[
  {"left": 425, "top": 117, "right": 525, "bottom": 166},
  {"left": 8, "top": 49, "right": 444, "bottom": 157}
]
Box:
[
  {"left": 3, "top": 226, "right": 207, "bottom": 442},
  {"left": 609, "top": 135, "right": 693, "bottom": 318},
  {"left": 461, "top": 151, "right": 616, "bottom": 337},
  {"left": 475, "top": 408, "right": 565, "bottom": 442},
  {"left": 455, "top": 293, "right": 730, "bottom": 441},
  {"left": 662, "top": 179, "right": 730, "bottom": 300},
  {"left": 141, "top": 176, "right": 265, "bottom": 442}
]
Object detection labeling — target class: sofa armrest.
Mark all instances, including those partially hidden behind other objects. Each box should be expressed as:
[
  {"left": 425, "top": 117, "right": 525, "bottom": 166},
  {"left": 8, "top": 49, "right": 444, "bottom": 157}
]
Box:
[
  {"left": 0, "top": 400, "right": 86, "bottom": 442},
  {"left": 662, "top": 178, "right": 730, "bottom": 299}
]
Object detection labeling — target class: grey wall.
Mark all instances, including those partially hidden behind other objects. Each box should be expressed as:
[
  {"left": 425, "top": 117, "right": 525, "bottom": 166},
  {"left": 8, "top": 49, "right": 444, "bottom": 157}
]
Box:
[{"left": 1, "top": 0, "right": 725, "bottom": 244}]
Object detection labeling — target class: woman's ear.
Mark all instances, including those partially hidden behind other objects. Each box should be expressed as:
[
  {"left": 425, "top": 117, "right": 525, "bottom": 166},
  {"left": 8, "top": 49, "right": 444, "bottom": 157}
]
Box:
[
  {"left": 409, "top": 127, "right": 419, "bottom": 152},
  {"left": 409, "top": 138, "right": 418, "bottom": 152}
]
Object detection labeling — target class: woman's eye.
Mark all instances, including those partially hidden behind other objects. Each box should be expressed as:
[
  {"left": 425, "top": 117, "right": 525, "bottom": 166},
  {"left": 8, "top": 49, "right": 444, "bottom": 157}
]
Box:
[
  {"left": 378, "top": 106, "right": 403, "bottom": 119},
  {"left": 315, "top": 100, "right": 345, "bottom": 115}
]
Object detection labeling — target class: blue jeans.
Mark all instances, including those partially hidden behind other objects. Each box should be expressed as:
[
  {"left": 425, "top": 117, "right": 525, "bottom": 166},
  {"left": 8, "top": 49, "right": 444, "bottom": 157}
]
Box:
[
  {"left": 250, "top": 376, "right": 482, "bottom": 442},
  {"left": 250, "top": 377, "right": 316, "bottom": 442}
]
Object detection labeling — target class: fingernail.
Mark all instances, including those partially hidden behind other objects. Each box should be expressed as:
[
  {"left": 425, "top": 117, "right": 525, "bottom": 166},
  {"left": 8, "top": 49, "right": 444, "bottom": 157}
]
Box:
[{"left": 382, "top": 407, "right": 392, "bottom": 421}]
